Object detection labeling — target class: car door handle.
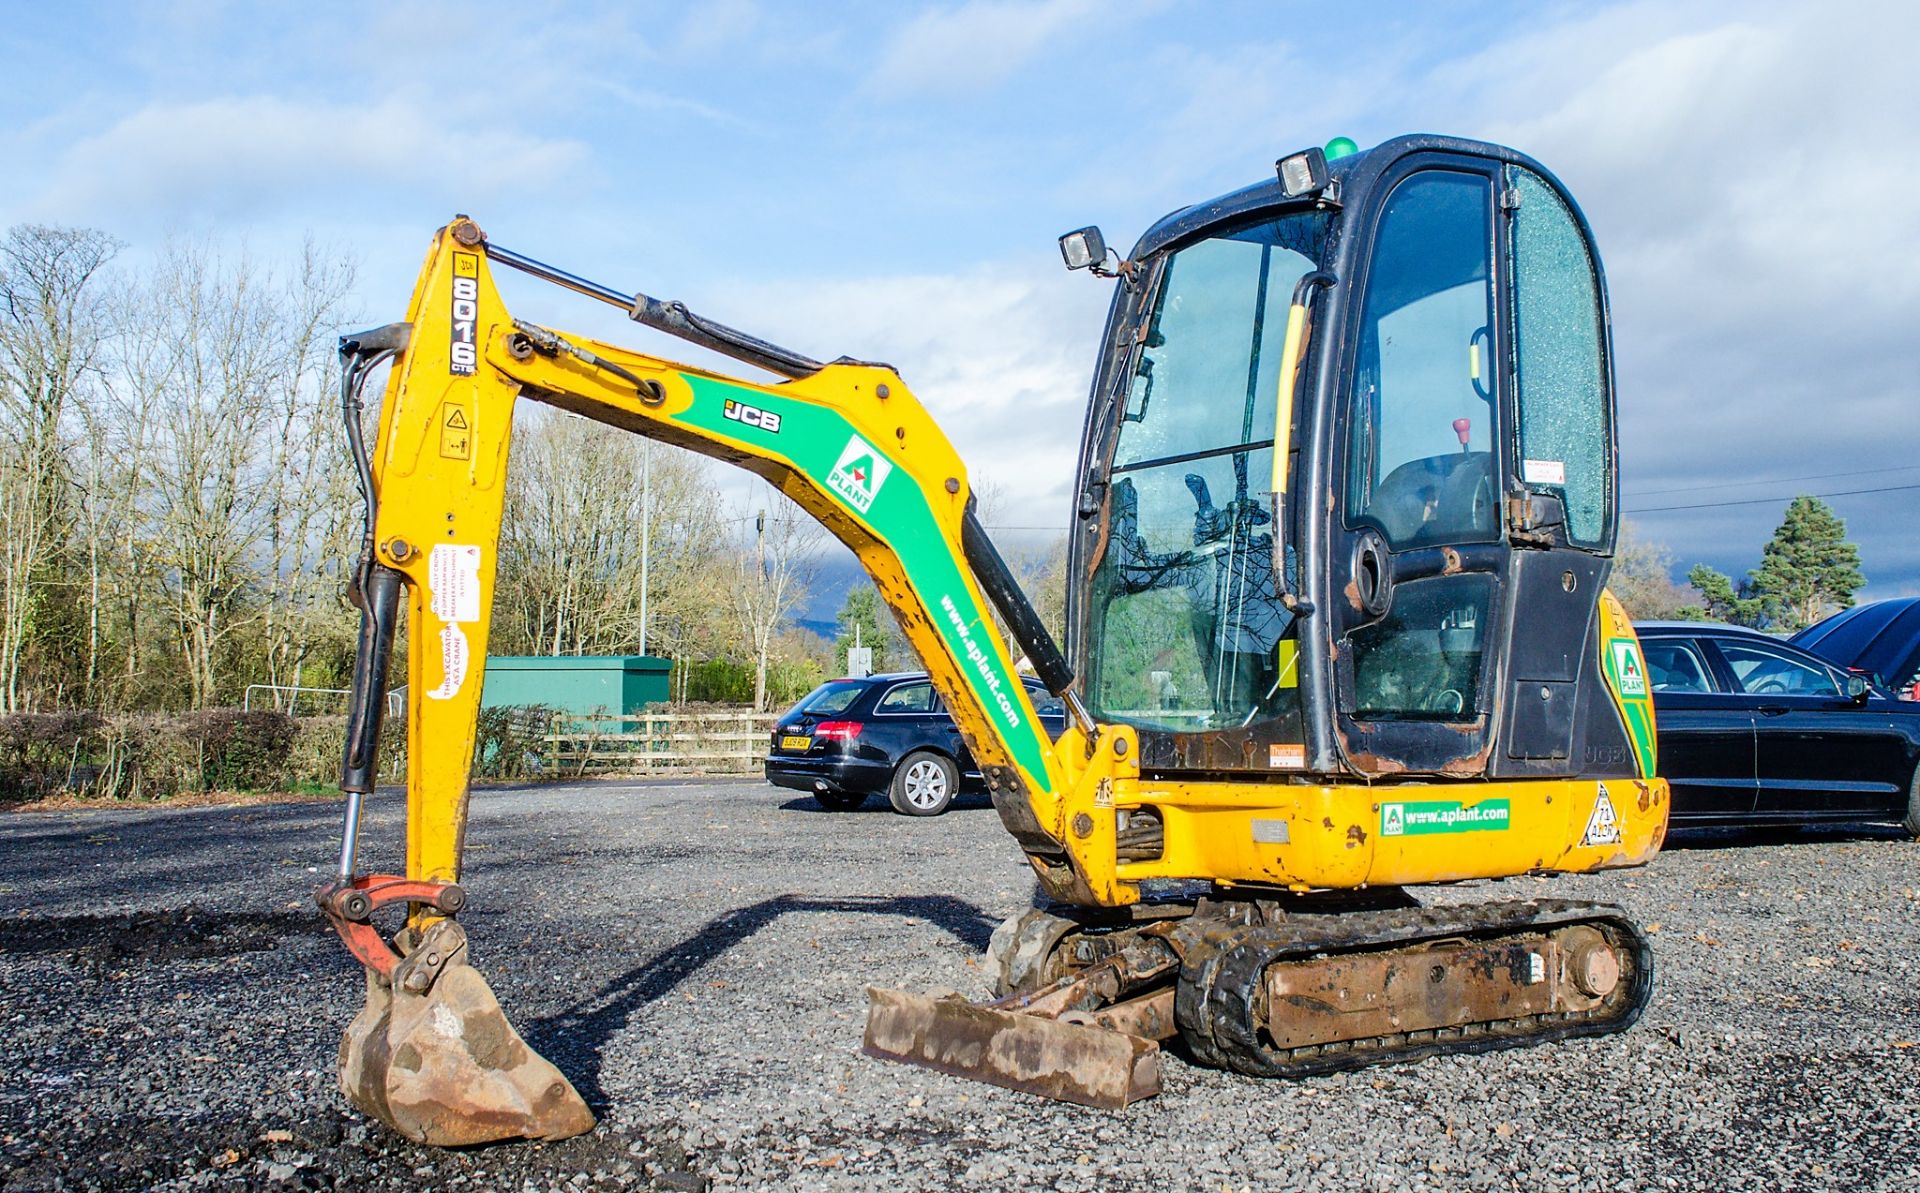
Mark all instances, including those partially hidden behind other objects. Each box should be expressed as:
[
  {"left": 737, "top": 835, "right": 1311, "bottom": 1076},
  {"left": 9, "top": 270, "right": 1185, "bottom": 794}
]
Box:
[{"left": 1756, "top": 705, "right": 1788, "bottom": 716}]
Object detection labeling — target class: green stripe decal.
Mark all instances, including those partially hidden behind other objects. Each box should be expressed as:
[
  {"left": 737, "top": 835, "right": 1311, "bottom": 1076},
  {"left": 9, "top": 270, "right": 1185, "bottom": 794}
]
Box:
[
  {"left": 673, "top": 376, "right": 1054, "bottom": 784},
  {"left": 1602, "top": 635, "right": 1657, "bottom": 779}
]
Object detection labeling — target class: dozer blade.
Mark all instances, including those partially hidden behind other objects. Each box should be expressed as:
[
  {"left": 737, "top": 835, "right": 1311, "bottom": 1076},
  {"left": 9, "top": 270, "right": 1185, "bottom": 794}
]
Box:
[
  {"left": 338, "top": 920, "right": 595, "bottom": 1146},
  {"left": 862, "top": 987, "right": 1160, "bottom": 1109}
]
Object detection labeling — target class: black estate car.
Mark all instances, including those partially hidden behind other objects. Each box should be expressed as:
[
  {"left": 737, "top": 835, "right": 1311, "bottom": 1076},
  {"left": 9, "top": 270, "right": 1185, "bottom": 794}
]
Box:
[
  {"left": 1637, "top": 622, "right": 1920, "bottom": 834},
  {"left": 765, "top": 672, "right": 1067, "bottom": 816}
]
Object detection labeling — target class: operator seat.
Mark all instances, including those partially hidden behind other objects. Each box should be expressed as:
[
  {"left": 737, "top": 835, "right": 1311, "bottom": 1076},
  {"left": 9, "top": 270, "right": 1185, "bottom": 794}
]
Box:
[{"left": 1367, "top": 451, "right": 1494, "bottom": 545}]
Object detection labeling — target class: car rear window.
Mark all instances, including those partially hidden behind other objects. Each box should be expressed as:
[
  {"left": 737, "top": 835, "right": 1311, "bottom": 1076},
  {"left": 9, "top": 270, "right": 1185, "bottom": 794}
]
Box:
[
  {"left": 1644, "top": 640, "right": 1713, "bottom": 693},
  {"left": 796, "top": 682, "right": 865, "bottom": 716}
]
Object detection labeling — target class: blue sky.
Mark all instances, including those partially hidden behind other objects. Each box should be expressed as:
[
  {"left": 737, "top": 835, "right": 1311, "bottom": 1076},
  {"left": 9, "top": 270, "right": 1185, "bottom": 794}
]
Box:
[{"left": 4, "top": 0, "right": 1917, "bottom": 599}]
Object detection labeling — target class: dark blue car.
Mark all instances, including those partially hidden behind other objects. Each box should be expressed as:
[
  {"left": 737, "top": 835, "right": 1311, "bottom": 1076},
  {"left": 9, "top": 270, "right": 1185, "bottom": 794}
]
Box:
[
  {"left": 765, "top": 672, "right": 1067, "bottom": 816},
  {"left": 1792, "top": 598, "right": 1920, "bottom": 703}
]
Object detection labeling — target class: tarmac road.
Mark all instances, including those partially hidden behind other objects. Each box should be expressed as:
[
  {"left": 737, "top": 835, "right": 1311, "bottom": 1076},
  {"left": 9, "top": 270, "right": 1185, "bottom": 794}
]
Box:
[{"left": 1, "top": 777, "right": 1916, "bottom": 1191}]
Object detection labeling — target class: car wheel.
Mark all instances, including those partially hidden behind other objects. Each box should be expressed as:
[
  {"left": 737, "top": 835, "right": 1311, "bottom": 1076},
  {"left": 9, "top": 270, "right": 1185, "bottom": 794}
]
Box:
[
  {"left": 889, "top": 751, "right": 958, "bottom": 817},
  {"left": 814, "top": 790, "right": 867, "bottom": 812},
  {"left": 1905, "top": 767, "right": 1920, "bottom": 839}
]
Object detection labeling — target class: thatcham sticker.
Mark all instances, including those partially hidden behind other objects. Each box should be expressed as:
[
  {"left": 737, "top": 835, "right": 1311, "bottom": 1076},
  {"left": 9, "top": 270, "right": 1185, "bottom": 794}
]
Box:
[
  {"left": 1380, "top": 799, "right": 1511, "bottom": 837},
  {"left": 827, "top": 434, "right": 892, "bottom": 513}
]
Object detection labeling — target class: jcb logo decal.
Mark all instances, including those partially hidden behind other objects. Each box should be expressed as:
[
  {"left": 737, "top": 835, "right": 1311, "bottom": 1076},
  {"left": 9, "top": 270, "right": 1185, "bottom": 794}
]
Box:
[
  {"left": 449, "top": 253, "right": 479, "bottom": 376},
  {"left": 723, "top": 398, "right": 782, "bottom": 434}
]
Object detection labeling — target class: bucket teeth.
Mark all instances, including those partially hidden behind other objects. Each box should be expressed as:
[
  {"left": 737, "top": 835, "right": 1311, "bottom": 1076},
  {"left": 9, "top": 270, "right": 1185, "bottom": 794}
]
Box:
[
  {"left": 863, "top": 986, "right": 1161, "bottom": 1109},
  {"left": 338, "top": 921, "right": 595, "bottom": 1145}
]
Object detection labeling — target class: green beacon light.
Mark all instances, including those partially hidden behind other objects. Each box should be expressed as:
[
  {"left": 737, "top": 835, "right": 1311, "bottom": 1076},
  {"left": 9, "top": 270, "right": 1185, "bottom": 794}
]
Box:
[{"left": 1324, "top": 136, "right": 1359, "bottom": 160}]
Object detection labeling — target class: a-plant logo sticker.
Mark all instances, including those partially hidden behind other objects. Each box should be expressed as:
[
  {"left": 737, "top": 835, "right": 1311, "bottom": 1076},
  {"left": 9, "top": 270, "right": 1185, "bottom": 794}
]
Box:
[
  {"left": 1379, "top": 799, "right": 1511, "bottom": 837},
  {"left": 827, "top": 434, "right": 892, "bottom": 513},
  {"left": 1610, "top": 640, "right": 1648, "bottom": 697}
]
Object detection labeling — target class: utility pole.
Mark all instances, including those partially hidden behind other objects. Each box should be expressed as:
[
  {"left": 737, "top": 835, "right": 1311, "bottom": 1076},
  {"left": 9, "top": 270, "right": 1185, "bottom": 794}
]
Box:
[{"left": 638, "top": 443, "right": 652, "bottom": 656}]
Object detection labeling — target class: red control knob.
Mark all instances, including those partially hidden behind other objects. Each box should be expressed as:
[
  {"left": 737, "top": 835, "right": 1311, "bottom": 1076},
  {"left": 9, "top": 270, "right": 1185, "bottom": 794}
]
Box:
[{"left": 1452, "top": 417, "right": 1472, "bottom": 451}]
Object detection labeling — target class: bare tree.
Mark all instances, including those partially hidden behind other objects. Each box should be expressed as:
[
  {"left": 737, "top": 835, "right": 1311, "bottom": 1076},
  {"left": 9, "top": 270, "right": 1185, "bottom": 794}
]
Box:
[
  {"left": 256, "top": 241, "right": 358, "bottom": 699},
  {"left": 730, "top": 489, "right": 821, "bottom": 711},
  {"left": 109, "top": 240, "right": 360, "bottom": 707},
  {"left": 1609, "top": 522, "right": 1696, "bottom": 621},
  {"left": 495, "top": 411, "right": 728, "bottom": 659},
  {"left": 0, "top": 225, "right": 120, "bottom": 711}
]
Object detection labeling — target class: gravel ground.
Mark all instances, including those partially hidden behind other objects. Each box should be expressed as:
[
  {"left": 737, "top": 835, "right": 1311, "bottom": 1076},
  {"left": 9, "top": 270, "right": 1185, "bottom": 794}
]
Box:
[{"left": 1, "top": 778, "right": 1916, "bottom": 1192}]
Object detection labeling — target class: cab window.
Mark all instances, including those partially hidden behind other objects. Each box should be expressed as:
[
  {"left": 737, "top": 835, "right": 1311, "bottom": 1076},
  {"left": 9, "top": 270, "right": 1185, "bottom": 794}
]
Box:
[
  {"left": 1509, "top": 166, "right": 1611, "bottom": 548},
  {"left": 1344, "top": 170, "right": 1498, "bottom": 549}
]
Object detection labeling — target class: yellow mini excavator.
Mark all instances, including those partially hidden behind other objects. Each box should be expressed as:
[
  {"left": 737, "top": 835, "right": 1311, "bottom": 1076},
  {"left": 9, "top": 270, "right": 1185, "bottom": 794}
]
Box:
[{"left": 320, "top": 134, "right": 1669, "bottom": 1145}]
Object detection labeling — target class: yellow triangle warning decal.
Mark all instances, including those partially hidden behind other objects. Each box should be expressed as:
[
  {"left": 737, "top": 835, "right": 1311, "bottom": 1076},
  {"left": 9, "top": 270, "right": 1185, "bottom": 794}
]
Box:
[
  {"left": 446, "top": 407, "right": 468, "bottom": 429},
  {"left": 1582, "top": 784, "right": 1622, "bottom": 846}
]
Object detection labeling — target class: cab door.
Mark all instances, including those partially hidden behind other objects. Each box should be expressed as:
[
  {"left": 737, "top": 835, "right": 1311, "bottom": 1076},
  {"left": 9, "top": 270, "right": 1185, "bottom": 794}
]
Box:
[
  {"left": 1328, "top": 161, "right": 1508, "bottom": 774},
  {"left": 1328, "top": 157, "right": 1623, "bottom": 778}
]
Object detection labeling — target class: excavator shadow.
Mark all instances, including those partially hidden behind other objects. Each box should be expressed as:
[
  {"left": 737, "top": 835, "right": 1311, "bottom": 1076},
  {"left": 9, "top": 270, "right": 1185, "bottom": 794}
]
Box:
[{"left": 523, "top": 893, "right": 1000, "bottom": 1107}]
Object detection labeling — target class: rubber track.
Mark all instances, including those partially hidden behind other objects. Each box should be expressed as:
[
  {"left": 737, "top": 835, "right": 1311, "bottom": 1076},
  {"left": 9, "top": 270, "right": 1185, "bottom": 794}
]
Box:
[{"left": 1172, "top": 899, "right": 1654, "bottom": 1077}]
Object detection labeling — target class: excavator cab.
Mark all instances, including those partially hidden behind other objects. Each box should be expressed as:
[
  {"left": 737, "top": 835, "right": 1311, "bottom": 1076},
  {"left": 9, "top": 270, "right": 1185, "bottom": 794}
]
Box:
[
  {"left": 1071, "top": 137, "right": 1646, "bottom": 786},
  {"left": 321, "top": 134, "right": 1665, "bottom": 1143}
]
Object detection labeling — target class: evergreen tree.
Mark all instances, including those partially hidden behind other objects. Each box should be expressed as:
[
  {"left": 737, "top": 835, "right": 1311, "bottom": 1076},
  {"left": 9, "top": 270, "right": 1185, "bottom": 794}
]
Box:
[
  {"left": 833, "top": 584, "right": 892, "bottom": 674},
  {"left": 1747, "top": 495, "right": 1864, "bottom": 631},
  {"left": 1682, "top": 565, "right": 1763, "bottom": 627}
]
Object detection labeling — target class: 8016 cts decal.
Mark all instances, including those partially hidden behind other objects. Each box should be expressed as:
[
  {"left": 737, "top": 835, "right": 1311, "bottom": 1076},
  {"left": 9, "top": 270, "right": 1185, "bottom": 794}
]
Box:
[{"left": 449, "top": 252, "right": 479, "bottom": 376}]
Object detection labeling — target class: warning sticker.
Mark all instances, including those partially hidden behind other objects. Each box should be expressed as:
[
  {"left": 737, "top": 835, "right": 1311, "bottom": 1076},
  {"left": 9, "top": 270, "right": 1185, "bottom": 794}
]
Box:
[
  {"left": 1583, "top": 784, "right": 1623, "bottom": 846},
  {"left": 429, "top": 624, "right": 469, "bottom": 701},
  {"left": 439, "top": 402, "right": 472, "bottom": 460},
  {"left": 1522, "top": 458, "right": 1566, "bottom": 486},
  {"left": 429, "top": 544, "right": 482, "bottom": 624}
]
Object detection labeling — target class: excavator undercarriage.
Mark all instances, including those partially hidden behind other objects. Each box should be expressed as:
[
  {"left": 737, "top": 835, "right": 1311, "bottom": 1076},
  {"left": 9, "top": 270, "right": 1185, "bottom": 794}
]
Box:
[{"left": 867, "top": 893, "right": 1651, "bottom": 1108}]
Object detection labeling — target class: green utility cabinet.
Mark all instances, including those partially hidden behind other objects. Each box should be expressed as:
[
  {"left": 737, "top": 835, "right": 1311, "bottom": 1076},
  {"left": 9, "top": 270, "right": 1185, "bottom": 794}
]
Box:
[{"left": 480, "top": 656, "right": 670, "bottom": 716}]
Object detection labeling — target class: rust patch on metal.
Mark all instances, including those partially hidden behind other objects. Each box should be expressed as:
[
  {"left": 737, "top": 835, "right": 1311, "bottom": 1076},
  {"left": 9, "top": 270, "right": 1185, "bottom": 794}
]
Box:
[
  {"left": 1346, "top": 824, "right": 1367, "bottom": 849},
  {"left": 1441, "top": 546, "right": 1463, "bottom": 575}
]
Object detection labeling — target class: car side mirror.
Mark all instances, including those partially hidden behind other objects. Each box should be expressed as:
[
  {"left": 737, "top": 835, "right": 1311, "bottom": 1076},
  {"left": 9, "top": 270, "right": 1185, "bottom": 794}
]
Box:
[{"left": 1845, "top": 673, "right": 1870, "bottom": 703}]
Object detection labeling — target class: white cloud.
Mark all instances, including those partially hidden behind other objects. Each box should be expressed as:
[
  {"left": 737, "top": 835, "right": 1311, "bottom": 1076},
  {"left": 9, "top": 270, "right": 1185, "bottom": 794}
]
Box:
[
  {"left": 868, "top": 0, "right": 1106, "bottom": 96},
  {"left": 18, "top": 95, "right": 588, "bottom": 229},
  {"left": 1429, "top": 0, "right": 1920, "bottom": 595}
]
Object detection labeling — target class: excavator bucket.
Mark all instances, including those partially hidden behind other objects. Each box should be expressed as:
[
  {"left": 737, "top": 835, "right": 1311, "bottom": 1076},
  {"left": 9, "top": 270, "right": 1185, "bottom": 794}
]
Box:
[
  {"left": 337, "top": 920, "right": 595, "bottom": 1146},
  {"left": 862, "top": 987, "right": 1161, "bottom": 1109}
]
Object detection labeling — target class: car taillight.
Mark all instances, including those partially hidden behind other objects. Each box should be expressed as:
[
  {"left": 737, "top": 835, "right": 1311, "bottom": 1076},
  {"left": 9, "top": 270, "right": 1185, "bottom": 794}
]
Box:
[{"left": 813, "top": 721, "right": 862, "bottom": 742}]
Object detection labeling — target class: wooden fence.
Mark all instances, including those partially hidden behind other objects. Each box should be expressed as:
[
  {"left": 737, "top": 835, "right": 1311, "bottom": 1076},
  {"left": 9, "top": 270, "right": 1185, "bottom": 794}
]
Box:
[{"left": 544, "top": 710, "right": 778, "bottom": 776}]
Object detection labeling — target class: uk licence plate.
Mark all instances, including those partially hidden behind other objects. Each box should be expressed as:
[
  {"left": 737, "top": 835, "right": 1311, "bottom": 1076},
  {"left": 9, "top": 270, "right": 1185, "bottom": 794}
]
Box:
[{"left": 780, "top": 735, "right": 812, "bottom": 750}]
